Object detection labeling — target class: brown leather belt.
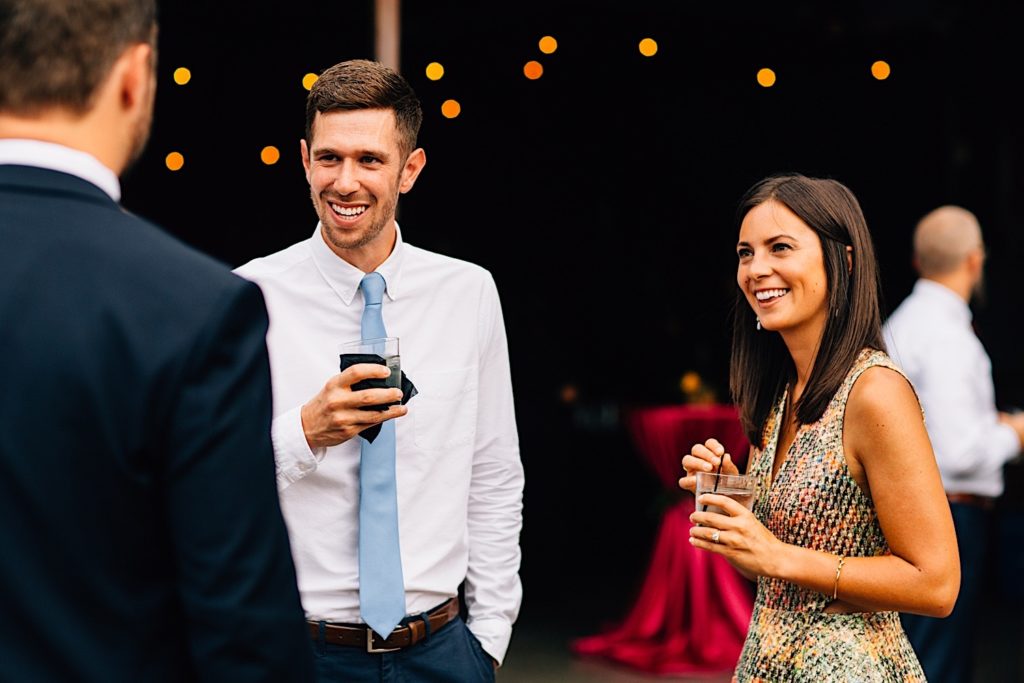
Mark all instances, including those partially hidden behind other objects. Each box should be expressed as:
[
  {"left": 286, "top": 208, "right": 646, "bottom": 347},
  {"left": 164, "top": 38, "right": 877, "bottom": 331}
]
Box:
[
  {"left": 947, "top": 492, "right": 996, "bottom": 510},
  {"left": 308, "top": 597, "right": 460, "bottom": 653}
]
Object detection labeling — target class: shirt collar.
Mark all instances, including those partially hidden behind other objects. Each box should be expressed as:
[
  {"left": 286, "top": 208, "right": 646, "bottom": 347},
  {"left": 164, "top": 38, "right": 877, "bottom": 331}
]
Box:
[
  {"left": 309, "top": 222, "right": 406, "bottom": 306},
  {"left": 913, "top": 278, "right": 973, "bottom": 325},
  {"left": 0, "top": 138, "right": 121, "bottom": 201}
]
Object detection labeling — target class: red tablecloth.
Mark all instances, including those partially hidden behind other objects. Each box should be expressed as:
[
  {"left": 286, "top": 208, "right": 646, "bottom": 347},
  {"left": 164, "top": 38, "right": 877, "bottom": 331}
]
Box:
[{"left": 571, "top": 404, "right": 755, "bottom": 675}]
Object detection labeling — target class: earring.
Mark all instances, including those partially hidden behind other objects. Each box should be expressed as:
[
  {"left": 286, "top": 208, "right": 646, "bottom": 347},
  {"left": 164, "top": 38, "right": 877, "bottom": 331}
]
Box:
[{"left": 756, "top": 318, "right": 762, "bottom": 331}]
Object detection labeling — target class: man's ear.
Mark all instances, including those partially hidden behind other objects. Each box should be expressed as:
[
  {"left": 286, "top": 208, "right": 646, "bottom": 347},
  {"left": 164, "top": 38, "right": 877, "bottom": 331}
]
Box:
[
  {"left": 118, "top": 43, "right": 155, "bottom": 113},
  {"left": 966, "top": 247, "right": 985, "bottom": 277},
  {"left": 398, "top": 148, "right": 426, "bottom": 194},
  {"left": 300, "top": 138, "right": 311, "bottom": 183}
]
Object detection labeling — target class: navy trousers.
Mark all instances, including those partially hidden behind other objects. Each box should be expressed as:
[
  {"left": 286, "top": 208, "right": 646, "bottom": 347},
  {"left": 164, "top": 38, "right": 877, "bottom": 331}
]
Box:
[
  {"left": 901, "top": 502, "right": 991, "bottom": 683},
  {"left": 312, "top": 614, "right": 495, "bottom": 683}
]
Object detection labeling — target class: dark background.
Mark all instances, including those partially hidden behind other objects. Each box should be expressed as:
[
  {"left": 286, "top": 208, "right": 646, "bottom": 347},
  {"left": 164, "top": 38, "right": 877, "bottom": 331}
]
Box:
[{"left": 123, "top": 0, "right": 1024, "bottom": 638}]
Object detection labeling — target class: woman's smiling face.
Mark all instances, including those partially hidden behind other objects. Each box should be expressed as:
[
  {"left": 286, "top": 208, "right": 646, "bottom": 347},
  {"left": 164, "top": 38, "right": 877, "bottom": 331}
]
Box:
[{"left": 736, "top": 199, "right": 829, "bottom": 340}]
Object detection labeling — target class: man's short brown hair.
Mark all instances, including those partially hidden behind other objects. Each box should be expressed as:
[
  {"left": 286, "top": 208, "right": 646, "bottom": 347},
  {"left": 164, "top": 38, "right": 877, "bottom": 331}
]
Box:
[
  {"left": 0, "top": 0, "right": 157, "bottom": 115},
  {"left": 305, "top": 59, "right": 423, "bottom": 160}
]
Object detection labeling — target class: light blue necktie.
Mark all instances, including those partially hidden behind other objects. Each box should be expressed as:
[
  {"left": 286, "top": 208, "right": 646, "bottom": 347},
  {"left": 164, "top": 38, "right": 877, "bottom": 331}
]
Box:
[{"left": 357, "top": 272, "right": 405, "bottom": 638}]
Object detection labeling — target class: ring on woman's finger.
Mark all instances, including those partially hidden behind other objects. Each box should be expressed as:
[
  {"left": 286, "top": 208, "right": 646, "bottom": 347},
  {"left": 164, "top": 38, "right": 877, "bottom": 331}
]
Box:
[{"left": 711, "top": 530, "right": 720, "bottom": 543}]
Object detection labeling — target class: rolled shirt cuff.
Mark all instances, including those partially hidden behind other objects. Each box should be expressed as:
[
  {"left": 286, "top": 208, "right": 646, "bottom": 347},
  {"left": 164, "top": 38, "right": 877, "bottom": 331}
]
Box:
[
  {"left": 466, "top": 616, "right": 513, "bottom": 666},
  {"left": 271, "top": 404, "right": 324, "bottom": 488}
]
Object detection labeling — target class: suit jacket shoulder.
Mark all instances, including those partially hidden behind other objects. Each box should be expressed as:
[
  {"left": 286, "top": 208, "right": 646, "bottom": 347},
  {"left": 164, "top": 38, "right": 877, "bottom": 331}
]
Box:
[{"left": 0, "top": 165, "right": 314, "bottom": 682}]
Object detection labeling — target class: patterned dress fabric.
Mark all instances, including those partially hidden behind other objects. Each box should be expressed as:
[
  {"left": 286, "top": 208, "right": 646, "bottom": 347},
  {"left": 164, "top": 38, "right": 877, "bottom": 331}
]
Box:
[{"left": 735, "top": 348, "right": 927, "bottom": 682}]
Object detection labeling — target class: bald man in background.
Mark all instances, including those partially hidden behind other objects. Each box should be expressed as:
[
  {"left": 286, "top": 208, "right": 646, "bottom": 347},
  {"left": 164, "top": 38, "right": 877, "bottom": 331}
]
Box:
[{"left": 883, "top": 205, "right": 1024, "bottom": 683}]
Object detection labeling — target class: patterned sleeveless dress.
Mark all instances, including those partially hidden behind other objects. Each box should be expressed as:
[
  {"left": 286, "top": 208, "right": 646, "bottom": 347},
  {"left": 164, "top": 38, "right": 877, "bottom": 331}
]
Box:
[{"left": 734, "top": 348, "right": 927, "bottom": 682}]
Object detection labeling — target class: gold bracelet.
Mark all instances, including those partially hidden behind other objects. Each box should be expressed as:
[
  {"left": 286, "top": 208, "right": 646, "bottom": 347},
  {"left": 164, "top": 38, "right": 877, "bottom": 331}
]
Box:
[{"left": 833, "top": 555, "right": 846, "bottom": 600}]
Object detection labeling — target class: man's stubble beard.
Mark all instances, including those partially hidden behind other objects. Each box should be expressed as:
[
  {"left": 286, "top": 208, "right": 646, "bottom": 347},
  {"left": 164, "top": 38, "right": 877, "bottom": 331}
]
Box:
[{"left": 317, "top": 188, "right": 399, "bottom": 252}]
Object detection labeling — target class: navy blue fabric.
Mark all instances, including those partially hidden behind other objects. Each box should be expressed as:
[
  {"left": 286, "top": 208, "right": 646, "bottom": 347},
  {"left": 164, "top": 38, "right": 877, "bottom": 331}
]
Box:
[
  {"left": 0, "top": 165, "right": 314, "bottom": 682},
  {"left": 901, "top": 502, "right": 991, "bottom": 683},
  {"left": 312, "top": 614, "right": 495, "bottom": 683}
]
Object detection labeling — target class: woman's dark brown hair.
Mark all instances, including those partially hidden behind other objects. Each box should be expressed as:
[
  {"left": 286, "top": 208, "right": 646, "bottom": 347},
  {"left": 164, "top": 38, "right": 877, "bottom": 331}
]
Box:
[{"left": 730, "top": 173, "right": 886, "bottom": 445}]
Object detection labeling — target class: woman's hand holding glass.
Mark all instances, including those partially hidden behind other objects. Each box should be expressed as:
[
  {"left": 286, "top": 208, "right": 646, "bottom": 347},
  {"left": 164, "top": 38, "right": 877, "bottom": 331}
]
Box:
[
  {"left": 688, "top": 489, "right": 786, "bottom": 580},
  {"left": 679, "top": 438, "right": 784, "bottom": 580},
  {"left": 678, "top": 437, "right": 739, "bottom": 493}
]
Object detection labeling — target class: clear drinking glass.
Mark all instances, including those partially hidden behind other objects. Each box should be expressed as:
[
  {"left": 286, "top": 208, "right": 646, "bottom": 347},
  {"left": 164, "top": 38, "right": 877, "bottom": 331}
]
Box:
[
  {"left": 694, "top": 471, "right": 758, "bottom": 515},
  {"left": 339, "top": 336, "right": 401, "bottom": 390}
]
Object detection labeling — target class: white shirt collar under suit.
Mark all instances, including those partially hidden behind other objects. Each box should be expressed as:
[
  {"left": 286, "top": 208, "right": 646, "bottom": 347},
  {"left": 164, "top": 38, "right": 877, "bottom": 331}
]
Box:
[{"left": 0, "top": 138, "right": 121, "bottom": 201}]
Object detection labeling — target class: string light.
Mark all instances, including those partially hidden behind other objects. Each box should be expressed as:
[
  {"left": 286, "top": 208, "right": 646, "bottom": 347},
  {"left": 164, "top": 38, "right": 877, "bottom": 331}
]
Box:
[
  {"left": 757, "top": 68, "right": 777, "bottom": 87},
  {"left": 165, "top": 152, "right": 184, "bottom": 172},
  {"left": 539, "top": 36, "right": 558, "bottom": 54},
  {"left": 425, "top": 62, "right": 445, "bottom": 80},
  {"left": 441, "top": 99, "right": 461, "bottom": 118},
  {"left": 170, "top": 45, "right": 898, "bottom": 177},
  {"left": 260, "top": 146, "right": 281, "bottom": 165}
]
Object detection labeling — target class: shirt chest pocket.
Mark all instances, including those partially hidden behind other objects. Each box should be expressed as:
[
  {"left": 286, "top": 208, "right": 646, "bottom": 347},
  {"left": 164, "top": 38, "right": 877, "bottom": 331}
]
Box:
[{"left": 411, "top": 367, "right": 478, "bottom": 451}]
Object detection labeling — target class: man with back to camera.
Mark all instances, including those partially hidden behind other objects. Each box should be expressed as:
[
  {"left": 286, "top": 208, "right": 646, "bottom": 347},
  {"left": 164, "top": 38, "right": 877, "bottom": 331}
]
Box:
[
  {"left": 0, "top": 1, "right": 314, "bottom": 680},
  {"left": 234, "top": 59, "right": 525, "bottom": 681},
  {"left": 883, "top": 205, "right": 1024, "bottom": 683}
]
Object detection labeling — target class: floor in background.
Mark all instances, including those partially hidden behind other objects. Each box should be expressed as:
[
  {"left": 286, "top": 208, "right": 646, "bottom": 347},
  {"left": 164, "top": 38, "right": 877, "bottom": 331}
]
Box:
[
  {"left": 498, "top": 619, "right": 733, "bottom": 683},
  {"left": 496, "top": 591, "right": 1024, "bottom": 682}
]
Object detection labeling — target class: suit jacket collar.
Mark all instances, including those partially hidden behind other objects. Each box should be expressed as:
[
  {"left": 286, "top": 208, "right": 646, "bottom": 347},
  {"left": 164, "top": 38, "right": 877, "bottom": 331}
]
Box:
[{"left": 0, "top": 164, "right": 120, "bottom": 211}]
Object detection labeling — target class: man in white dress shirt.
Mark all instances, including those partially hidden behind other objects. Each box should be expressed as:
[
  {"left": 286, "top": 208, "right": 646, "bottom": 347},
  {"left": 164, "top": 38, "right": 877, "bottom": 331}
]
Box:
[
  {"left": 235, "top": 59, "right": 524, "bottom": 681},
  {"left": 883, "top": 205, "right": 1024, "bottom": 683}
]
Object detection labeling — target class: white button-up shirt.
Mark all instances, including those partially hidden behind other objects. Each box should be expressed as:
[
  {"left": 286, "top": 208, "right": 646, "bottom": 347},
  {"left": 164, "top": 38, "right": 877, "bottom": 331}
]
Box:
[
  {"left": 234, "top": 224, "right": 524, "bottom": 663},
  {"left": 883, "top": 279, "right": 1020, "bottom": 497}
]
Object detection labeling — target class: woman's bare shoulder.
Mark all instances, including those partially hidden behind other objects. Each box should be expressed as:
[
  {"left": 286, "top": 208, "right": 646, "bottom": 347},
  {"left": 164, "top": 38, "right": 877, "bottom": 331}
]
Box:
[{"left": 845, "top": 364, "right": 927, "bottom": 456}]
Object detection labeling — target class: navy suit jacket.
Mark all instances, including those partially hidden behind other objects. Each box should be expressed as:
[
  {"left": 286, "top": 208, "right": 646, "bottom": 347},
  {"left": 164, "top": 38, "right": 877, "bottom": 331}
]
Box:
[{"left": 0, "top": 165, "right": 314, "bottom": 682}]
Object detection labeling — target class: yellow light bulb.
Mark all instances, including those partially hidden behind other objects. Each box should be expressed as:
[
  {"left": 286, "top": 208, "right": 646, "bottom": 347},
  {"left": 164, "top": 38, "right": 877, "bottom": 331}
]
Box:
[
  {"left": 260, "top": 146, "right": 281, "bottom": 165},
  {"left": 539, "top": 36, "right": 558, "bottom": 54},
  {"left": 757, "top": 68, "right": 777, "bottom": 87},
  {"left": 871, "top": 60, "right": 891, "bottom": 80},
  {"left": 441, "top": 99, "right": 461, "bottom": 119},
  {"left": 165, "top": 152, "right": 184, "bottom": 172},
  {"left": 425, "top": 62, "right": 445, "bottom": 81}
]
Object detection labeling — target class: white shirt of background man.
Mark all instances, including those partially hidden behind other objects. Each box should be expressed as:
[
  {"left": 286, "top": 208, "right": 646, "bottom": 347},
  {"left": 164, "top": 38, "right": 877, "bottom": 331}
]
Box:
[{"left": 883, "top": 279, "right": 1019, "bottom": 497}]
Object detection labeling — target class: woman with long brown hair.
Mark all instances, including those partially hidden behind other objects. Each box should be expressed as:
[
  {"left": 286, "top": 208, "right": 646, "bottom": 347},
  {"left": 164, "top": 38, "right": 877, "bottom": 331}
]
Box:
[{"left": 679, "top": 173, "right": 959, "bottom": 681}]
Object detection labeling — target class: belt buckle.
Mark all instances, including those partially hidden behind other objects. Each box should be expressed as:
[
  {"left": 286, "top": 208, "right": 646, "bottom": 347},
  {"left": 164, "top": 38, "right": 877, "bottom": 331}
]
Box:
[{"left": 366, "top": 628, "right": 400, "bottom": 654}]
